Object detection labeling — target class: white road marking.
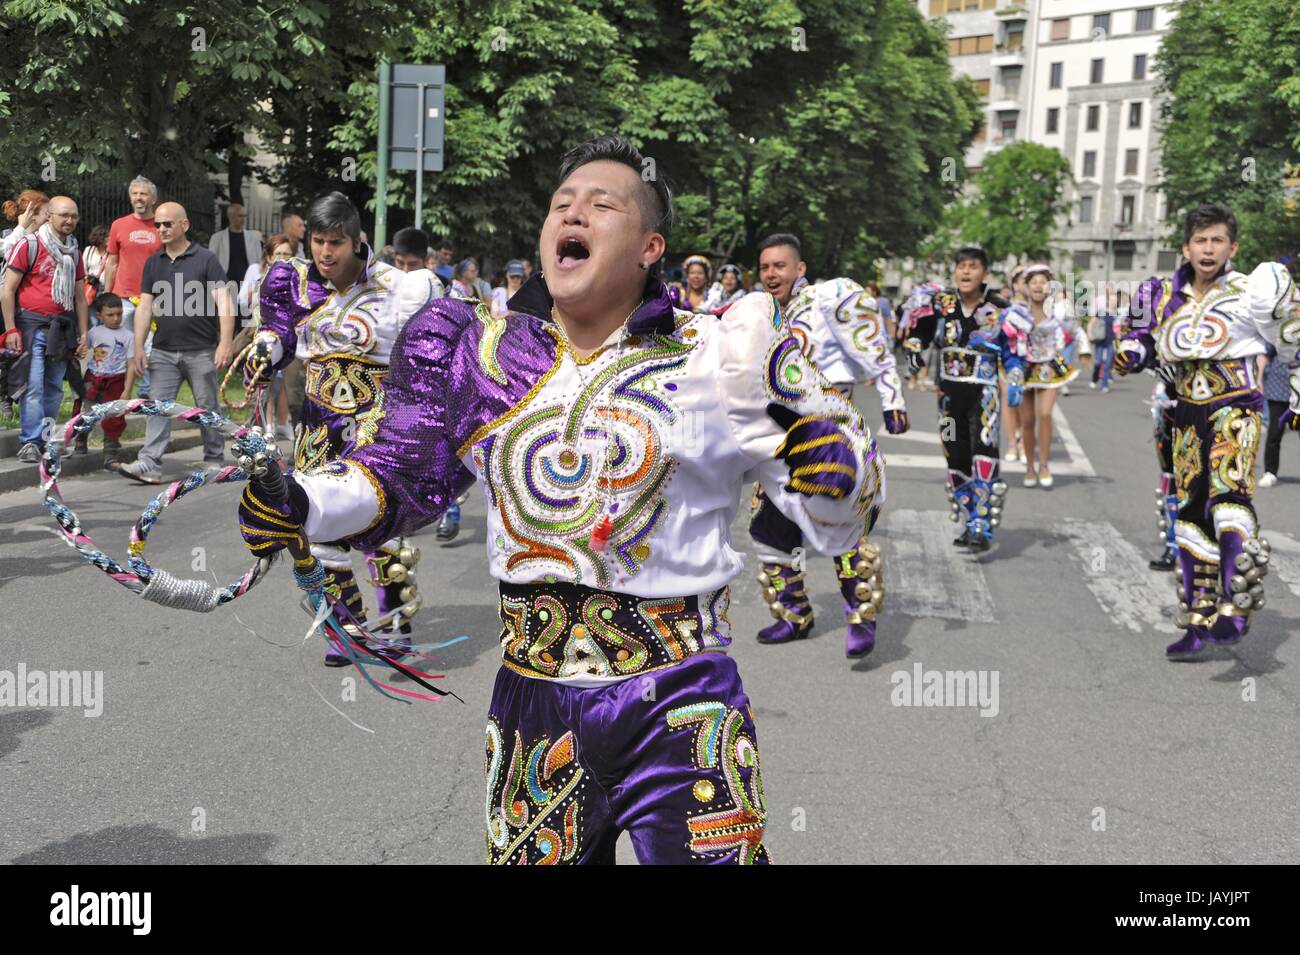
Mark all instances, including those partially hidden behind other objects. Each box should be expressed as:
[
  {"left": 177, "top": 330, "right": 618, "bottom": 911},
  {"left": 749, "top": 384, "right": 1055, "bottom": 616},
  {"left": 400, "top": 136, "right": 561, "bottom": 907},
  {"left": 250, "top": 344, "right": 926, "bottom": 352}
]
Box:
[
  {"left": 875, "top": 405, "right": 1095, "bottom": 476},
  {"left": 1061, "top": 518, "right": 1179, "bottom": 633},
  {"left": 1260, "top": 529, "right": 1300, "bottom": 601},
  {"left": 878, "top": 508, "right": 996, "bottom": 623}
]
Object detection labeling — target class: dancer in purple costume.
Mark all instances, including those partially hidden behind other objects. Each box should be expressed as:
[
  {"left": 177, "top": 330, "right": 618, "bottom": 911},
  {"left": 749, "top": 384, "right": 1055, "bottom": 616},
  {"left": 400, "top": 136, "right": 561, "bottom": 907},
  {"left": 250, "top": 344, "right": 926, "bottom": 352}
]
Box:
[
  {"left": 244, "top": 193, "right": 439, "bottom": 664},
  {"left": 238, "top": 136, "right": 884, "bottom": 863},
  {"left": 747, "top": 233, "right": 905, "bottom": 659},
  {"left": 1115, "top": 204, "right": 1300, "bottom": 658}
]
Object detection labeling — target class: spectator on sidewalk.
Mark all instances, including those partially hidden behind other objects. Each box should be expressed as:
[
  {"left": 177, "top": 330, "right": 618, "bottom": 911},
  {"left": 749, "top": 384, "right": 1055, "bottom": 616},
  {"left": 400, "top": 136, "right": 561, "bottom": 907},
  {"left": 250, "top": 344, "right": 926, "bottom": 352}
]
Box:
[
  {"left": 234, "top": 232, "right": 296, "bottom": 442},
  {"left": 1, "top": 196, "right": 89, "bottom": 462},
  {"left": 2, "top": 190, "right": 50, "bottom": 267},
  {"left": 101, "top": 176, "right": 162, "bottom": 396},
  {"left": 1089, "top": 289, "right": 1120, "bottom": 392},
  {"left": 449, "top": 257, "right": 485, "bottom": 301},
  {"left": 209, "top": 203, "right": 263, "bottom": 307},
  {"left": 281, "top": 212, "right": 306, "bottom": 257},
  {"left": 72, "top": 292, "right": 133, "bottom": 457},
  {"left": 82, "top": 224, "right": 109, "bottom": 325},
  {"left": 114, "top": 201, "right": 234, "bottom": 483},
  {"left": 432, "top": 238, "right": 454, "bottom": 285},
  {"left": 492, "top": 259, "right": 526, "bottom": 317}
]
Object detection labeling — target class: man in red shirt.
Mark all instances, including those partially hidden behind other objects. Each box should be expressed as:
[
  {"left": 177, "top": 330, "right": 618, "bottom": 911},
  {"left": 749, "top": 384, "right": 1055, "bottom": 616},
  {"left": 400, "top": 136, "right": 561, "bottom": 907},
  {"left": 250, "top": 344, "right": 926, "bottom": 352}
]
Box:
[
  {"left": 1, "top": 196, "right": 89, "bottom": 462},
  {"left": 101, "top": 175, "right": 162, "bottom": 396}
]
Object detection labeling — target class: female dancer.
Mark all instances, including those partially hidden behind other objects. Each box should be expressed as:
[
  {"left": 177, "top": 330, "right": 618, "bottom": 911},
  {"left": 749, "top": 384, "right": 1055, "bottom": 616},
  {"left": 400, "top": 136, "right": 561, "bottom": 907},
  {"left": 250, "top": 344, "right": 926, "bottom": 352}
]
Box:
[
  {"left": 672, "top": 253, "right": 712, "bottom": 311},
  {"left": 1002, "top": 264, "right": 1079, "bottom": 488}
]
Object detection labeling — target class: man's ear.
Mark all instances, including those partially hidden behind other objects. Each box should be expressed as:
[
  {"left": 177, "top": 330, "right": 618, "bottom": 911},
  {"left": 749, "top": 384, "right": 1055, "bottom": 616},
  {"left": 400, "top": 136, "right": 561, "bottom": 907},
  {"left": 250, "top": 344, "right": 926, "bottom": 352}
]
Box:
[{"left": 797, "top": 261, "right": 807, "bottom": 279}]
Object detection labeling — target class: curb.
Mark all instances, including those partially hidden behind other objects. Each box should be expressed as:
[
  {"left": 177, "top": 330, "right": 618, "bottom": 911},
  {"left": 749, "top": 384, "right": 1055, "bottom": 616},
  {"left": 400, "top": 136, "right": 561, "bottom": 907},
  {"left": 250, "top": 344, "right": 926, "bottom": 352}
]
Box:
[{"left": 0, "top": 430, "right": 208, "bottom": 496}]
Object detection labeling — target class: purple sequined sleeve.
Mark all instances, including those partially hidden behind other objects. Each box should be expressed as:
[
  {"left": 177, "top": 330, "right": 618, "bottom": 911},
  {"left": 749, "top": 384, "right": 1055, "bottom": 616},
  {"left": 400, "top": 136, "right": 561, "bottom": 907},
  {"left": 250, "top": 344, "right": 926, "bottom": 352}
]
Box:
[
  {"left": 257, "top": 260, "right": 302, "bottom": 368},
  {"left": 1119, "top": 274, "right": 1165, "bottom": 369},
  {"left": 338, "top": 299, "right": 560, "bottom": 551}
]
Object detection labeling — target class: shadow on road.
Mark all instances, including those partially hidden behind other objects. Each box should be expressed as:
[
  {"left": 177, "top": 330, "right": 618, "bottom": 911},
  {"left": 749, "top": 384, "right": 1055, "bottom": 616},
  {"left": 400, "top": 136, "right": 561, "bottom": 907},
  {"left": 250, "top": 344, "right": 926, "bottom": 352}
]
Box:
[
  {"left": 9, "top": 823, "right": 276, "bottom": 864},
  {"left": 0, "top": 709, "right": 56, "bottom": 760}
]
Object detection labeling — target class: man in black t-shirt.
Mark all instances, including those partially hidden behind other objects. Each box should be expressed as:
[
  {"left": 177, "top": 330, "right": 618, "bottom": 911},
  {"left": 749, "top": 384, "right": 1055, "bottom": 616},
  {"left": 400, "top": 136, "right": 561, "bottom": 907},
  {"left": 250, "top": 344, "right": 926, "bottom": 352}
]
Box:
[{"left": 115, "top": 201, "right": 235, "bottom": 483}]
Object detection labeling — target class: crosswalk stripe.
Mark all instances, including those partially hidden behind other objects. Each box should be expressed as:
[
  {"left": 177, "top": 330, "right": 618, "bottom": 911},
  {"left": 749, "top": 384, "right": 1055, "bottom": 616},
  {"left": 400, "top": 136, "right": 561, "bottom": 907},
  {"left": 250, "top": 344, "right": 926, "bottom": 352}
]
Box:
[
  {"left": 1061, "top": 518, "right": 1179, "bottom": 633},
  {"left": 875, "top": 405, "right": 1094, "bottom": 476},
  {"left": 878, "top": 508, "right": 997, "bottom": 623}
]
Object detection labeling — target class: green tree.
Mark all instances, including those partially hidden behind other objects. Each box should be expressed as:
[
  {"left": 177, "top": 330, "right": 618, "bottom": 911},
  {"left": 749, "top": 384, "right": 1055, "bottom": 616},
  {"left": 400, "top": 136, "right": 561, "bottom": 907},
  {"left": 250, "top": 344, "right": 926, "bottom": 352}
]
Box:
[
  {"left": 1157, "top": 0, "right": 1300, "bottom": 266},
  {"left": 956, "top": 141, "right": 1074, "bottom": 265}
]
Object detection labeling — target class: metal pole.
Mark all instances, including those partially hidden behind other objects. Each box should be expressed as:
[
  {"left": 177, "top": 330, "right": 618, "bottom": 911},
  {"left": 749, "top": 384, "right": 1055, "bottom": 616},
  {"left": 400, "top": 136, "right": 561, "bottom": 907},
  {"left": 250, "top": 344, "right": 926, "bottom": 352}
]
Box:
[
  {"left": 414, "top": 82, "right": 427, "bottom": 231},
  {"left": 375, "top": 59, "right": 392, "bottom": 249}
]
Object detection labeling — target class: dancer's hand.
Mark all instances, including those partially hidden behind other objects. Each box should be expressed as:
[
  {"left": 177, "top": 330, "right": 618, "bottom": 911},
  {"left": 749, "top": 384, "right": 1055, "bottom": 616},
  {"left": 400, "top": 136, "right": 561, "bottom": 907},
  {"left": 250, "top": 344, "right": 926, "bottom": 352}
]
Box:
[
  {"left": 902, "top": 338, "right": 925, "bottom": 374},
  {"left": 1005, "top": 367, "right": 1025, "bottom": 408},
  {"left": 884, "top": 409, "right": 909, "bottom": 434},
  {"left": 767, "top": 402, "right": 857, "bottom": 500},
  {"left": 1113, "top": 340, "right": 1146, "bottom": 376},
  {"left": 242, "top": 337, "right": 276, "bottom": 389},
  {"left": 238, "top": 476, "right": 309, "bottom": 558}
]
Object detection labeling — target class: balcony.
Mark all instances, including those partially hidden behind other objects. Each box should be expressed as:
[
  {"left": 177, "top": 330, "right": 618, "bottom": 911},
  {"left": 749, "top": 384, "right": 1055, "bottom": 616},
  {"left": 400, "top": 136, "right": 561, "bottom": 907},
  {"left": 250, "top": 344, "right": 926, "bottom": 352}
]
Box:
[
  {"left": 996, "top": 5, "right": 1028, "bottom": 22},
  {"left": 990, "top": 97, "right": 1022, "bottom": 112},
  {"left": 992, "top": 47, "right": 1025, "bottom": 68}
]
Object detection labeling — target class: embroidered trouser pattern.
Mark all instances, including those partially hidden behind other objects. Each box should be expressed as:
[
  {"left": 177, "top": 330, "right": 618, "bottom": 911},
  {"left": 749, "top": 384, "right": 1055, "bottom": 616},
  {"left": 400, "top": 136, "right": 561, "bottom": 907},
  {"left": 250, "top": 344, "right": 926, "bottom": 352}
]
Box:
[{"left": 484, "top": 653, "right": 769, "bottom": 865}]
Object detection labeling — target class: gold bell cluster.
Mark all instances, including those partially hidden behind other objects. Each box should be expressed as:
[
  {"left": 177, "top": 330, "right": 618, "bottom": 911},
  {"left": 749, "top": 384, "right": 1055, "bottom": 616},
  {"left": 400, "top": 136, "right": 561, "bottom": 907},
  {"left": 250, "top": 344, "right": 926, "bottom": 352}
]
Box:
[
  {"left": 369, "top": 542, "right": 423, "bottom": 621},
  {"left": 842, "top": 540, "right": 885, "bottom": 624},
  {"left": 756, "top": 563, "right": 812, "bottom": 625},
  {"left": 1224, "top": 537, "right": 1269, "bottom": 617}
]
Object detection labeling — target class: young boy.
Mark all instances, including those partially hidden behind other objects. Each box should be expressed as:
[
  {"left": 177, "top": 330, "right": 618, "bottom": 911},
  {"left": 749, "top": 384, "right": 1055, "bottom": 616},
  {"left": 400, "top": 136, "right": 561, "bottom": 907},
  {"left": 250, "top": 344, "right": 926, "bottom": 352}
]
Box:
[{"left": 72, "top": 292, "right": 134, "bottom": 456}]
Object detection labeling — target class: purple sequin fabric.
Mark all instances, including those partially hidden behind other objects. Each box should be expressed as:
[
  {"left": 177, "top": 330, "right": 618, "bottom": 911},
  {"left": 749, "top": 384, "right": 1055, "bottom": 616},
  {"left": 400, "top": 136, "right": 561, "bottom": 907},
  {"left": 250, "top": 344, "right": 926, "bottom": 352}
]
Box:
[{"left": 346, "top": 297, "right": 559, "bottom": 549}]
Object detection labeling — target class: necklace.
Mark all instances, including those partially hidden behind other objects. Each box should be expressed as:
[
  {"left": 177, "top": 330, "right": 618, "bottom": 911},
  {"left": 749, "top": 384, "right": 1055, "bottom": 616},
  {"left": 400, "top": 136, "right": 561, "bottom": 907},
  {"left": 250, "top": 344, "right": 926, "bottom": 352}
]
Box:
[{"left": 551, "top": 300, "right": 642, "bottom": 552}]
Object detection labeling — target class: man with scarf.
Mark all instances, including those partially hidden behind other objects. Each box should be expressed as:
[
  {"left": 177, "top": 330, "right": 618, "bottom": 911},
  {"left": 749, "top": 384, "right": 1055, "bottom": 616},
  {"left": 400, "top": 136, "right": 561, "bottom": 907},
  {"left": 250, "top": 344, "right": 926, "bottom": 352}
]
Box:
[{"left": 1, "top": 195, "right": 88, "bottom": 463}]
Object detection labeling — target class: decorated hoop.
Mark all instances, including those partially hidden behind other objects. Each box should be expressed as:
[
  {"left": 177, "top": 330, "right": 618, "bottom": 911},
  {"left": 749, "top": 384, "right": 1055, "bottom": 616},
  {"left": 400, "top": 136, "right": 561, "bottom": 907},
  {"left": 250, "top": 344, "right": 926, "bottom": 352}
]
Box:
[
  {"left": 39, "top": 397, "right": 275, "bottom": 610},
  {"left": 219, "top": 341, "right": 257, "bottom": 410}
]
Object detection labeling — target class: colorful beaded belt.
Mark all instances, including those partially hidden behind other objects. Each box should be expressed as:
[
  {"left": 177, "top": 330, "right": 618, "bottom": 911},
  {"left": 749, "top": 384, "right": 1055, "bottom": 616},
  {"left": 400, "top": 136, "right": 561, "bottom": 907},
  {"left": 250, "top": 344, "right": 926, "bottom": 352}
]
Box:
[
  {"left": 497, "top": 580, "right": 732, "bottom": 681},
  {"left": 304, "top": 354, "right": 387, "bottom": 414},
  {"left": 1173, "top": 358, "right": 1257, "bottom": 404},
  {"left": 939, "top": 346, "right": 998, "bottom": 385}
]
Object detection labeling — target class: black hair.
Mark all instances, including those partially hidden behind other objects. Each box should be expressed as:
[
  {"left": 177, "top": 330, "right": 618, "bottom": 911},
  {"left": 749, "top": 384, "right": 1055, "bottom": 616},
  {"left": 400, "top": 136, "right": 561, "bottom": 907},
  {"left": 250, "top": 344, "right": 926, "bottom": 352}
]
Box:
[
  {"left": 1183, "top": 203, "right": 1237, "bottom": 244},
  {"left": 393, "top": 227, "right": 430, "bottom": 259},
  {"left": 96, "top": 292, "right": 123, "bottom": 311},
  {"left": 435, "top": 238, "right": 454, "bottom": 252},
  {"left": 305, "top": 191, "right": 361, "bottom": 245},
  {"left": 557, "top": 134, "right": 675, "bottom": 237},
  {"left": 757, "top": 233, "right": 802, "bottom": 258},
  {"left": 954, "top": 245, "right": 989, "bottom": 269}
]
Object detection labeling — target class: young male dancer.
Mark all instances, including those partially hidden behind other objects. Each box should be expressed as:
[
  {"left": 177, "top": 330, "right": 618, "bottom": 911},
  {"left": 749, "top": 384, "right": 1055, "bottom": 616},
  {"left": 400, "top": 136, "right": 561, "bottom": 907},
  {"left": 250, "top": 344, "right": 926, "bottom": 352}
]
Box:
[
  {"left": 902, "top": 247, "right": 1023, "bottom": 553},
  {"left": 237, "top": 136, "right": 884, "bottom": 864},
  {"left": 1115, "top": 204, "right": 1298, "bottom": 657},
  {"left": 245, "top": 193, "right": 436, "bottom": 663},
  {"left": 747, "top": 233, "right": 904, "bottom": 658}
]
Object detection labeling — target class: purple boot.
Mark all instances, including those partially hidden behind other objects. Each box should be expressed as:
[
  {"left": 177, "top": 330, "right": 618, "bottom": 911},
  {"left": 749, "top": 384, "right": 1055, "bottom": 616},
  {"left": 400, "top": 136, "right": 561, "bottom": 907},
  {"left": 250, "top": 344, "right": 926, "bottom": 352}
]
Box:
[
  {"left": 367, "top": 542, "right": 423, "bottom": 658},
  {"left": 756, "top": 563, "right": 814, "bottom": 644},
  {"left": 1168, "top": 549, "right": 1218, "bottom": 659},
  {"left": 1206, "top": 532, "right": 1268, "bottom": 646},
  {"left": 836, "top": 542, "right": 885, "bottom": 658}
]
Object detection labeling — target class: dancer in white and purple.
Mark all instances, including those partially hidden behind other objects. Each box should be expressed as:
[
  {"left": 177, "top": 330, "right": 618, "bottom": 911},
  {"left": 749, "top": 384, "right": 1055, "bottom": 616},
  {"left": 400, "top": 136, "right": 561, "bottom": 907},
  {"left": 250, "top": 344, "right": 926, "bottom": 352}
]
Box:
[
  {"left": 244, "top": 193, "right": 438, "bottom": 664},
  {"left": 1115, "top": 204, "right": 1299, "bottom": 658},
  {"left": 747, "top": 233, "right": 904, "bottom": 658},
  {"left": 238, "top": 136, "right": 883, "bottom": 863}
]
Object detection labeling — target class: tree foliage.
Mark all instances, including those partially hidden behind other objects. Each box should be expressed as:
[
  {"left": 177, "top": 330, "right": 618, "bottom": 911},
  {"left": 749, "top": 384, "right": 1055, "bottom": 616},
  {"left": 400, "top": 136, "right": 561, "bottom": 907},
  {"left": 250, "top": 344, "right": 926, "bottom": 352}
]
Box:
[
  {"left": 1157, "top": 0, "right": 1300, "bottom": 266},
  {"left": 955, "top": 141, "right": 1075, "bottom": 264}
]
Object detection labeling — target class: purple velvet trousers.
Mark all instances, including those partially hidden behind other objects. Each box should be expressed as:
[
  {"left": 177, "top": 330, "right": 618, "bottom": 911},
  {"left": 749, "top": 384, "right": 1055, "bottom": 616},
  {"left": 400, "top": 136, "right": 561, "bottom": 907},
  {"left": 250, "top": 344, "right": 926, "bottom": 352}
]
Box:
[{"left": 483, "top": 653, "right": 771, "bottom": 865}]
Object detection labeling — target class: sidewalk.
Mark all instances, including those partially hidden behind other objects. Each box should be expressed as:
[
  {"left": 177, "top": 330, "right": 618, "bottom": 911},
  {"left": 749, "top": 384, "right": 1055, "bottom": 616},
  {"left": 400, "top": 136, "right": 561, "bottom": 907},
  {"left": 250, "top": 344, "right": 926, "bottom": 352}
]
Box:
[{"left": 0, "top": 419, "right": 209, "bottom": 495}]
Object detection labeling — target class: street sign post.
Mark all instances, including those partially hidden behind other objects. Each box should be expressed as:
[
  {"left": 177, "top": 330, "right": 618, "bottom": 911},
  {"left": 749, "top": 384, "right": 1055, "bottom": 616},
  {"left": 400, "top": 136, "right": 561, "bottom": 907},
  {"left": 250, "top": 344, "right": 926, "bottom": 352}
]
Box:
[{"left": 374, "top": 62, "right": 445, "bottom": 247}]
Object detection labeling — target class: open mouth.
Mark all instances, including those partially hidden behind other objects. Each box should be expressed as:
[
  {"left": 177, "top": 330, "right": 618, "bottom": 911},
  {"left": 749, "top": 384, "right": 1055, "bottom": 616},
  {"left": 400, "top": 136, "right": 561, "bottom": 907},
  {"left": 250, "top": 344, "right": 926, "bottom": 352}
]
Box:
[{"left": 555, "top": 235, "right": 590, "bottom": 270}]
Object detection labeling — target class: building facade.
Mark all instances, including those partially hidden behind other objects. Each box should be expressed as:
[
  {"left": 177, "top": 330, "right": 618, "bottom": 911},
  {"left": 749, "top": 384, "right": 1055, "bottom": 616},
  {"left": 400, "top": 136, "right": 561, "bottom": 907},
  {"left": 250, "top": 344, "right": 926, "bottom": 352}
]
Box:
[{"left": 899, "top": 1, "right": 1183, "bottom": 295}]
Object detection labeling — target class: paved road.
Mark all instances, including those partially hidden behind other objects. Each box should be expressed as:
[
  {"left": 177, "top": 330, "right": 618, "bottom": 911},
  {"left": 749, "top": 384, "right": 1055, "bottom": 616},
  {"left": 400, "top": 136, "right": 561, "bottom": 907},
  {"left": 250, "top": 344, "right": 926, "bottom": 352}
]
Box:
[{"left": 2, "top": 372, "right": 1298, "bottom": 864}]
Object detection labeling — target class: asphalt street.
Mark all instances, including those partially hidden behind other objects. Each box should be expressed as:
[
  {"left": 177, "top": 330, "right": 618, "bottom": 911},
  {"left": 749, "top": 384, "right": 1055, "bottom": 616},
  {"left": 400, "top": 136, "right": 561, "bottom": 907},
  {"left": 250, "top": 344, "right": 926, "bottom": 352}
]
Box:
[{"left": 2, "top": 370, "right": 1298, "bottom": 864}]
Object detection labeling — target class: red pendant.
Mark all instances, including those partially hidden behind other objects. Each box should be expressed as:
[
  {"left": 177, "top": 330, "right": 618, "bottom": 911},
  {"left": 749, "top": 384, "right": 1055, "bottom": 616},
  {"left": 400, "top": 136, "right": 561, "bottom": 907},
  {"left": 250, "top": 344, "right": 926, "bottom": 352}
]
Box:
[{"left": 589, "top": 514, "right": 614, "bottom": 552}]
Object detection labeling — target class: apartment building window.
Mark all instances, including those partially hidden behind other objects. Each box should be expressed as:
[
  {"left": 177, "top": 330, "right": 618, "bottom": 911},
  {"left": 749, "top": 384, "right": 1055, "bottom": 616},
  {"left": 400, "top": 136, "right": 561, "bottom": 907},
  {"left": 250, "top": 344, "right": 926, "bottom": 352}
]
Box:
[
  {"left": 1049, "top": 62, "right": 1063, "bottom": 88},
  {"left": 1090, "top": 59, "right": 1105, "bottom": 84},
  {"left": 974, "top": 78, "right": 991, "bottom": 97},
  {"left": 1133, "top": 54, "right": 1148, "bottom": 80},
  {"left": 1135, "top": 7, "right": 1155, "bottom": 31},
  {"left": 1002, "top": 67, "right": 1022, "bottom": 99},
  {"left": 1006, "top": 26, "right": 1024, "bottom": 51},
  {"left": 1082, "top": 151, "right": 1097, "bottom": 178},
  {"left": 1078, "top": 198, "right": 1095, "bottom": 225},
  {"left": 1120, "top": 195, "right": 1136, "bottom": 225},
  {"left": 1125, "top": 149, "right": 1140, "bottom": 176},
  {"left": 1000, "top": 117, "right": 1018, "bottom": 141},
  {"left": 1093, "top": 13, "right": 1111, "bottom": 37},
  {"left": 1157, "top": 250, "right": 1180, "bottom": 271},
  {"left": 1046, "top": 107, "right": 1060, "bottom": 134},
  {"left": 1086, "top": 105, "right": 1101, "bottom": 132},
  {"left": 1114, "top": 247, "right": 1135, "bottom": 271},
  {"left": 1051, "top": 18, "right": 1070, "bottom": 41},
  {"left": 948, "top": 34, "right": 995, "bottom": 56},
  {"left": 1129, "top": 101, "right": 1143, "bottom": 128}
]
